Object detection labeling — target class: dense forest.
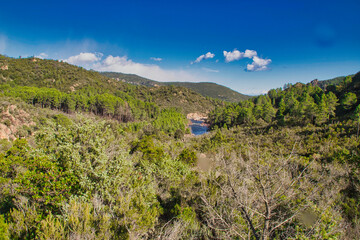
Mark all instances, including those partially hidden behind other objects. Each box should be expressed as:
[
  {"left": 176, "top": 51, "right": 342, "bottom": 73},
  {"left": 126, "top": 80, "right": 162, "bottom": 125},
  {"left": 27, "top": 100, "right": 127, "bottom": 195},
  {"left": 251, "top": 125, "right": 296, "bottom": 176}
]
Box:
[
  {"left": 0, "top": 55, "right": 359, "bottom": 239},
  {"left": 0, "top": 55, "right": 221, "bottom": 115},
  {"left": 208, "top": 75, "right": 358, "bottom": 128}
]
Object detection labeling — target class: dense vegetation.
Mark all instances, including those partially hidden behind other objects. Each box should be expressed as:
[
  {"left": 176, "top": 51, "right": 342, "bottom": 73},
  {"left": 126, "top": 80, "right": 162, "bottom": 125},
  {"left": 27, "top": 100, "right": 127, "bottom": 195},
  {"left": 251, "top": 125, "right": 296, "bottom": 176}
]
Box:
[
  {"left": 0, "top": 55, "right": 219, "bottom": 114},
  {"left": 209, "top": 74, "right": 358, "bottom": 128},
  {"left": 101, "top": 72, "right": 250, "bottom": 102},
  {"left": 314, "top": 74, "right": 355, "bottom": 90},
  {"left": 0, "top": 55, "right": 359, "bottom": 239},
  {"left": 0, "top": 84, "right": 159, "bottom": 122}
]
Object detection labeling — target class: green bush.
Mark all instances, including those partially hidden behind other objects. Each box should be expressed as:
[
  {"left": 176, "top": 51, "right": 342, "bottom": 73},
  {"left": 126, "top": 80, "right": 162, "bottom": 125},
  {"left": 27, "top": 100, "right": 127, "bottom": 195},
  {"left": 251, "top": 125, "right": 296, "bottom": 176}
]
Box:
[
  {"left": 178, "top": 148, "right": 197, "bottom": 166},
  {"left": 0, "top": 215, "right": 9, "bottom": 240}
]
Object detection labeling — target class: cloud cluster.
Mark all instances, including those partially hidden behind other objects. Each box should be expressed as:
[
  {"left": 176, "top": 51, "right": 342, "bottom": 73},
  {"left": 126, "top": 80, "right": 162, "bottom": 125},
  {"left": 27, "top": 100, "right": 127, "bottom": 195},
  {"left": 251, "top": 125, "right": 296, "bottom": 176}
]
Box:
[
  {"left": 246, "top": 56, "right": 272, "bottom": 71},
  {"left": 243, "top": 49, "right": 258, "bottom": 59},
  {"left": 64, "top": 52, "right": 203, "bottom": 82},
  {"left": 64, "top": 52, "right": 102, "bottom": 65},
  {"left": 150, "top": 57, "right": 162, "bottom": 61},
  {"left": 223, "top": 49, "right": 271, "bottom": 71},
  {"left": 223, "top": 49, "right": 257, "bottom": 62},
  {"left": 192, "top": 52, "right": 215, "bottom": 64},
  {"left": 223, "top": 49, "right": 241, "bottom": 62}
]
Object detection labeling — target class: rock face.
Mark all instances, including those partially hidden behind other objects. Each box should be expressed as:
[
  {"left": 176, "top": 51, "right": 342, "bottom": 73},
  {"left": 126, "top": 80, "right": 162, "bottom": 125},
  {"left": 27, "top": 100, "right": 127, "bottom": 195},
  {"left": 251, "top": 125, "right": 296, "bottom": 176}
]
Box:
[
  {"left": 0, "top": 105, "right": 35, "bottom": 140},
  {"left": 311, "top": 79, "right": 319, "bottom": 86},
  {"left": 0, "top": 124, "right": 12, "bottom": 140},
  {"left": 186, "top": 112, "right": 207, "bottom": 121},
  {"left": 0, "top": 64, "right": 8, "bottom": 70}
]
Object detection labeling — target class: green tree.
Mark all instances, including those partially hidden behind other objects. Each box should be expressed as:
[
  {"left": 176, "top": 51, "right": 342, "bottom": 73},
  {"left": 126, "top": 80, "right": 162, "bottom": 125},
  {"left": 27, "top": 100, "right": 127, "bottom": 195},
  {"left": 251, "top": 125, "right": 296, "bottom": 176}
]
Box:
[
  {"left": 354, "top": 104, "right": 360, "bottom": 139},
  {"left": 301, "top": 94, "right": 317, "bottom": 124},
  {"left": 325, "top": 91, "right": 338, "bottom": 119},
  {"left": 341, "top": 92, "right": 357, "bottom": 110},
  {"left": 276, "top": 98, "right": 286, "bottom": 125},
  {"left": 262, "top": 101, "right": 276, "bottom": 123},
  {"left": 315, "top": 94, "right": 328, "bottom": 125}
]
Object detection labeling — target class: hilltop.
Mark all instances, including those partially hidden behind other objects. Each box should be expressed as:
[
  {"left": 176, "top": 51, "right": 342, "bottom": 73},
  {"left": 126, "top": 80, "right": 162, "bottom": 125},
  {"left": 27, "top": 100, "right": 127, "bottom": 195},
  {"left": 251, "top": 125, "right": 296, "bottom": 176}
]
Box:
[
  {"left": 101, "top": 71, "right": 250, "bottom": 102},
  {"left": 310, "top": 74, "right": 355, "bottom": 90}
]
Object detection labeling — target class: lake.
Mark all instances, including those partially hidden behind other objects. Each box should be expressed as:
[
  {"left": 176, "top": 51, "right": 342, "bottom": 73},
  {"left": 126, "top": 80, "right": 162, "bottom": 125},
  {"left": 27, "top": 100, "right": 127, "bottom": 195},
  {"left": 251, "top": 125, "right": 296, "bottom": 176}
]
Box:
[{"left": 189, "top": 119, "right": 209, "bottom": 135}]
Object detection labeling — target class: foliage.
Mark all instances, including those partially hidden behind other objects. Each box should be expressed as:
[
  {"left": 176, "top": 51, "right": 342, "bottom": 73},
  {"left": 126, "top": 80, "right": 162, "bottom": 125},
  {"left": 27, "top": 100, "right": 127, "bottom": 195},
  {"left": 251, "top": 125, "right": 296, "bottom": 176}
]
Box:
[
  {"left": 0, "top": 84, "right": 158, "bottom": 122},
  {"left": 0, "top": 215, "right": 9, "bottom": 240},
  {"left": 0, "top": 55, "right": 221, "bottom": 114},
  {"left": 177, "top": 148, "right": 197, "bottom": 165},
  {"left": 0, "top": 55, "right": 360, "bottom": 239},
  {"left": 209, "top": 82, "right": 345, "bottom": 128},
  {"left": 152, "top": 108, "right": 187, "bottom": 135}
]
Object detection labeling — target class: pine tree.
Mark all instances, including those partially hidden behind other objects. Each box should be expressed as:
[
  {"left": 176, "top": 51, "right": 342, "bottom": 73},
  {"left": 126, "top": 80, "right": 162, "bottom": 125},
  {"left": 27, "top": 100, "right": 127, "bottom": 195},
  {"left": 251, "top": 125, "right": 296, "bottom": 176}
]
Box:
[
  {"left": 325, "top": 91, "right": 338, "bottom": 120},
  {"left": 315, "top": 94, "right": 328, "bottom": 125},
  {"left": 341, "top": 92, "right": 357, "bottom": 110},
  {"left": 354, "top": 104, "right": 360, "bottom": 139}
]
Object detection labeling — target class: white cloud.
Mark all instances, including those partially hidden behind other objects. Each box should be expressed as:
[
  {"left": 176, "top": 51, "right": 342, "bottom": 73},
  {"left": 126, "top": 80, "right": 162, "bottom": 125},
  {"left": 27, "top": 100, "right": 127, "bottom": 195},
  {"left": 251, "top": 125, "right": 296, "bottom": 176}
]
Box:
[
  {"left": 223, "top": 49, "right": 271, "bottom": 71},
  {"left": 246, "top": 56, "right": 272, "bottom": 71},
  {"left": 35, "top": 53, "right": 48, "bottom": 59},
  {"left": 243, "top": 49, "right": 257, "bottom": 58},
  {"left": 150, "top": 57, "right": 162, "bottom": 61},
  {"left": 223, "top": 49, "right": 258, "bottom": 62},
  {"left": 64, "top": 52, "right": 103, "bottom": 65},
  {"left": 74, "top": 54, "right": 204, "bottom": 82},
  {"left": 223, "top": 49, "right": 243, "bottom": 62},
  {"left": 95, "top": 55, "right": 198, "bottom": 81},
  {"left": 202, "top": 67, "right": 219, "bottom": 73},
  {"left": 192, "top": 52, "right": 215, "bottom": 64}
]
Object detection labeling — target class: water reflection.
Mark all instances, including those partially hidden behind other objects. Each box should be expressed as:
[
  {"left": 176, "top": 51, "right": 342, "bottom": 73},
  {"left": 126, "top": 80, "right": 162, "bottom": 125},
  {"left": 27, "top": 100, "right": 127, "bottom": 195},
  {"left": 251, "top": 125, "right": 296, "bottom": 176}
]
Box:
[{"left": 189, "top": 119, "right": 209, "bottom": 135}]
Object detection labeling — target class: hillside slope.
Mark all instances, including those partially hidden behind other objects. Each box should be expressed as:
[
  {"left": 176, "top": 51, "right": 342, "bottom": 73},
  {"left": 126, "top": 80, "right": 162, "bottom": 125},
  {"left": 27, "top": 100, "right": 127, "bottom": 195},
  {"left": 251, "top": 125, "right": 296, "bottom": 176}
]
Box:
[
  {"left": 101, "top": 71, "right": 250, "bottom": 102},
  {"left": 164, "top": 82, "right": 250, "bottom": 102},
  {"left": 1, "top": 70, "right": 360, "bottom": 239},
  {"left": 310, "top": 74, "right": 355, "bottom": 90},
  {"left": 1, "top": 57, "right": 360, "bottom": 239},
  {"left": 0, "top": 55, "right": 219, "bottom": 114}
]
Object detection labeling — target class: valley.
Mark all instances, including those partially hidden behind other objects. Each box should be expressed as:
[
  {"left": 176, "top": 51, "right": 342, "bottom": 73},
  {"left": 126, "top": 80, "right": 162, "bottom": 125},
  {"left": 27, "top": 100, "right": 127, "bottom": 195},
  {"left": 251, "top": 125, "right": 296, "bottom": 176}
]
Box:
[
  {"left": 1, "top": 1, "right": 359, "bottom": 239},
  {"left": 0, "top": 55, "right": 359, "bottom": 239}
]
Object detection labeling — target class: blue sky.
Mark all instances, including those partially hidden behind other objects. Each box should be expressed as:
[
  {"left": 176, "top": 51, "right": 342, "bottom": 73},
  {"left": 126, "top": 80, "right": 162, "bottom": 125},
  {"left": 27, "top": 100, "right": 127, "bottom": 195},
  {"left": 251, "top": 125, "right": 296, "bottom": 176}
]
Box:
[{"left": 0, "top": 0, "right": 359, "bottom": 94}]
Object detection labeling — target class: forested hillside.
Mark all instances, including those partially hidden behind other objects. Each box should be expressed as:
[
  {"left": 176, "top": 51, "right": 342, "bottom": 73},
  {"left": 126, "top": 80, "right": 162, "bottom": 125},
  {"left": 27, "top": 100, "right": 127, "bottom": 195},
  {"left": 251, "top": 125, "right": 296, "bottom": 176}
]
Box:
[
  {"left": 313, "top": 74, "right": 355, "bottom": 90},
  {"left": 209, "top": 73, "right": 359, "bottom": 128},
  {"left": 101, "top": 71, "right": 250, "bottom": 102},
  {"left": 0, "top": 55, "right": 359, "bottom": 239},
  {"left": 0, "top": 55, "right": 219, "bottom": 114}
]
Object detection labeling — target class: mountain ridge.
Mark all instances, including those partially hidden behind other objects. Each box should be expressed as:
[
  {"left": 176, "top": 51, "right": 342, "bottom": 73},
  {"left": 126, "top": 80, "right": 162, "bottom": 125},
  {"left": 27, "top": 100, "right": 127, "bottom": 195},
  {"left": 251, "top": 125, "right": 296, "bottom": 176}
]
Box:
[
  {"left": 100, "top": 71, "right": 251, "bottom": 102},
  {"left": 310, "top": 74, "right": 355, "bottom": 90}
]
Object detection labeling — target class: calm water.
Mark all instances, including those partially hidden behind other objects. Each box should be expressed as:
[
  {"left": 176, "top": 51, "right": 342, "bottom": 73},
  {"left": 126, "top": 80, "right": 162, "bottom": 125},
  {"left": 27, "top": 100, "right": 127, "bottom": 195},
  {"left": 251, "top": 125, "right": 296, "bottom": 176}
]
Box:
[{"left": 189, "top": 119, "right": 209, "bottom": 135}]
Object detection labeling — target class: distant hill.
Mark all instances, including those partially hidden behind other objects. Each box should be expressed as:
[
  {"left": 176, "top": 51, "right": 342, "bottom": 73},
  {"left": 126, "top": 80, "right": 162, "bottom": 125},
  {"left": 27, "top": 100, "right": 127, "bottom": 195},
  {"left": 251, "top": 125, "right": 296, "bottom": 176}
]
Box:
[
  {"left": 101, "top": 72, "right": 250, "bottom": 102},
  {"left": 101, "top": 72, "right": 159, "bottom": 87},
  {"left": 163, "top": 82, "right": 250, "bottom": 102},
  {"left": 0, "top": 55, "right": 220, "bottom": 114},
  {"left": 0, "top": 55, "right": 126, "bottom": 93}
]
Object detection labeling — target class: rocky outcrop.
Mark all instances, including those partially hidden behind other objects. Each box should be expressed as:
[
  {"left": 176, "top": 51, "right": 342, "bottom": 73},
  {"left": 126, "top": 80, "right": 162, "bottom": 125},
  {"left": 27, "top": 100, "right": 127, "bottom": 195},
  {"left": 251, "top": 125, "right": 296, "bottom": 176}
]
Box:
[
  {"left": 311, "top": 79, "right": 319, "bottom": 86},
  {"left": 186, "top": 112, "right": 208, "bottom": 121},
  {"left": 0, "top": 105, "right": 35, "bottom": 140},
  {"left": 0, "top": 64, "right": 8, "bottom": 70}
]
